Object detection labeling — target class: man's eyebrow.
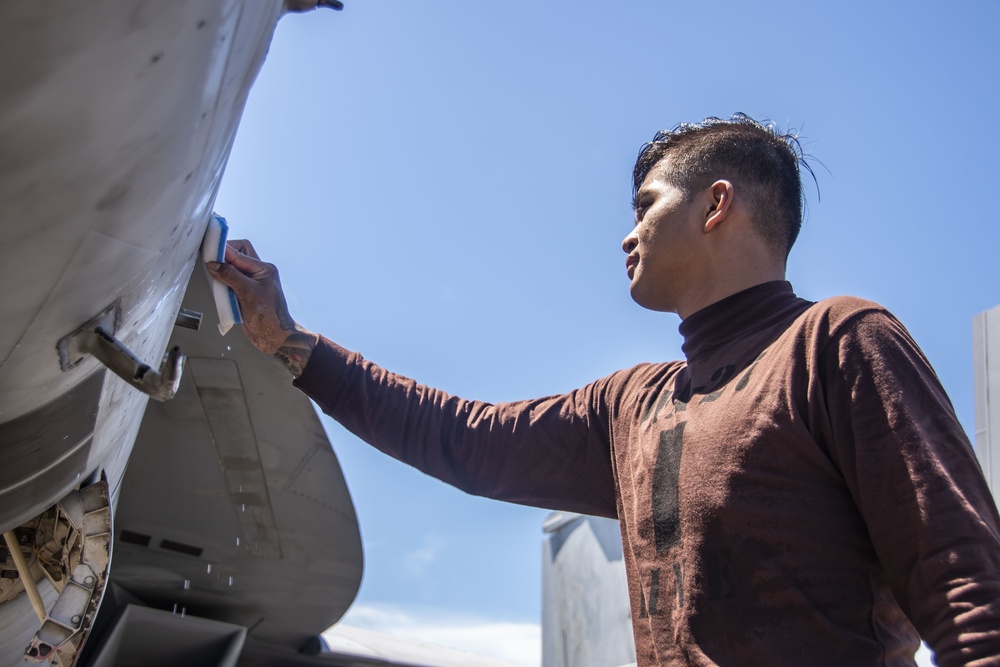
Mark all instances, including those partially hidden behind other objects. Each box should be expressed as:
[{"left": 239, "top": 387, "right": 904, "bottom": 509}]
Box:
[{"left": 632, "top": 189, "right": 652, "bottom": 210}]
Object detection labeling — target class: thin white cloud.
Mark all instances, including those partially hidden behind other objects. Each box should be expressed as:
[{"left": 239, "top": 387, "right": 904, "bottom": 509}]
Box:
[
  {"left": 335, "top": 602, "right": 541, "bottom": 667},
  {"left": 403, "top": 533, "right": 448, "bottom": 576},
  {"left": 335, "top": 603, "right": 939, "bottom": 667}
]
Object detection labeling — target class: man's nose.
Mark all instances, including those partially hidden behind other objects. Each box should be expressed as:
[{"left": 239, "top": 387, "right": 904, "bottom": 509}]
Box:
[{"left": 622, "top": 232, "right": 637, "bottom": 254}]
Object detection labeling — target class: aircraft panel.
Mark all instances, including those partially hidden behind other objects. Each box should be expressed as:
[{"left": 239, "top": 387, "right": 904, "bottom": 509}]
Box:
[{"left": 106, "top": 266, "right": 363, "bottom": 655}]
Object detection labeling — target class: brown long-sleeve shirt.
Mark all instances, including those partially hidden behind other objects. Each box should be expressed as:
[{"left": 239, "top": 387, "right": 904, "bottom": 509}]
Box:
[{"left": 294, "top": 281, "right": 1000, "bottom": 666}]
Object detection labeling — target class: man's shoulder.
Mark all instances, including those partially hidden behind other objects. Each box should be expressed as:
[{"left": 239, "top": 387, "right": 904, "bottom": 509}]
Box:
[
  {"left": 798, "top": 294, "right": 896, "bottom": 333},
  {"left": 787, "top": 294, "right": 924, "bottom": 365},
  {"left": 596, "top": 360, "right": 685, "bottom": 397},
  {"left": 811, "top": 293, "right": 886, "bottom": 316},
  {"left": 763, "top": 294, "right": 912, "bottom": 359},
  {"left": 607, "top": 360, "right": 686, "bottom": 383}
]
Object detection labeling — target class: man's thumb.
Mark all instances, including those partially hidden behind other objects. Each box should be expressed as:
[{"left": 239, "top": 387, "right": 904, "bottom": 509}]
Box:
[{"left": 207, "top": 261, "right": 241, "bottom": 290}]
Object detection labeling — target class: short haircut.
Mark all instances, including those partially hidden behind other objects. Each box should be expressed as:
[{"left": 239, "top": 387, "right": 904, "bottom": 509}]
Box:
[{"left": 632, "top": 113, "right": 809, "bottom": 257}]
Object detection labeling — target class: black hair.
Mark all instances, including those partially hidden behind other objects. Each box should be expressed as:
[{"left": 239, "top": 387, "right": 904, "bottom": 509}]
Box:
[{"left": 632, "top": 113, "right": 812, "bottom": 257}]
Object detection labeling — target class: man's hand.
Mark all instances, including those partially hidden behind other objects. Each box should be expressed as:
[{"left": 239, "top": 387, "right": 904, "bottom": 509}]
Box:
[{"left": 206, "top": 239, "right": 318, "bottom": 377}]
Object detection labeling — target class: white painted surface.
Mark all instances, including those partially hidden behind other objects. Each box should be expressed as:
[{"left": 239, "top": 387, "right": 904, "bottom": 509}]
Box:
[
  {"left": 541, "top": 513, "right": 634, "bottom": 667},
  {"left": 973, "top": 304, "right": 1000, "bottom": 501},
  {"left": 0, "top": 0, "right": 283, "bottom": 530}
]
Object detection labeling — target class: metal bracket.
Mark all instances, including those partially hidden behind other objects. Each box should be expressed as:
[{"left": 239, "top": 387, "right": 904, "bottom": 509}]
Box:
[
  {"left": 174, "top": 308, "right": 203, "bottom": 331},
  {"left": 57, "top": 302, "right": 185, "bottom": 402}
]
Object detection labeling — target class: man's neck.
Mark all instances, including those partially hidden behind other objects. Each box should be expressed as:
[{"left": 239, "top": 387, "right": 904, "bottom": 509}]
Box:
[{"left": 675, "top": 266, "right": 787, "bottom": 321}]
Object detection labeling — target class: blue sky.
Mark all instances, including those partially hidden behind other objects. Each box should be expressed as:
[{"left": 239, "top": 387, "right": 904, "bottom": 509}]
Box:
[{"left": 214, "top": 2, "right": 1000, "bottom": 664}]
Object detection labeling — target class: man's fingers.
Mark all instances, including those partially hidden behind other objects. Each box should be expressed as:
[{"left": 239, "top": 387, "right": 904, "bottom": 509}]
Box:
[
  {"left": 227, "top": 238, "right": 259, "bottom": 259},
  {"left": 223, "top": 243, "right": 265, "bottom": 275},
  {"left": 207, "top": 259, "right": 255, "bottom": 293},
  {"left": 204, "top": 236, "right": 304, "bottom": 360},
  {"left": 208, "top": 239, "right": 282, "bottom": 309}
]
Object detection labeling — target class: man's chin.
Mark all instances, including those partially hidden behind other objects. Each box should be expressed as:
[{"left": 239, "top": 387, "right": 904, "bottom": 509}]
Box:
[{"left": 629, "top": 286, "right": 676, "bottom": 314}]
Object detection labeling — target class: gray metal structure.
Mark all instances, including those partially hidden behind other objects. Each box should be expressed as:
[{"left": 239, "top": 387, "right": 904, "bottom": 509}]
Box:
[
  {"left": 973, "top": 304, "right": 1000, "bottom": 501},
  {"left": 97, "top": 267, "right": 364, "bottom": 665},
  {"left": 541, "top": 513, "right": 635, "bottom": 667}
]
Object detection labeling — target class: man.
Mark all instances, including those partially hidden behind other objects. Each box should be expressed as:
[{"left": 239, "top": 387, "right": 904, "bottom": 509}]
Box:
[{"left": 208, "top": 114, "right": 1000, "bottom": 666}]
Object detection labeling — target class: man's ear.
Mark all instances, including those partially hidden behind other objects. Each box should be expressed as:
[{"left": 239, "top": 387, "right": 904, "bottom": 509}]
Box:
[{"left": 703, "top": 180, "right": 734, "bottom": 233}]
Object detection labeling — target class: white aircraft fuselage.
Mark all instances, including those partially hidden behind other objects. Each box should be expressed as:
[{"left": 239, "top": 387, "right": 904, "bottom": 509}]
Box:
[
  {"left": 0, "top": 0, "right": 284, "bottom": 532},
  {"left": 1, "top": 5, "right": 524, "bottom": 666},
  {"left": 0, "top": 3, "right": 362, "bottom": 665}
]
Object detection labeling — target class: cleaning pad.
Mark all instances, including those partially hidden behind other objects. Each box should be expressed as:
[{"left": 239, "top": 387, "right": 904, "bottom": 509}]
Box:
[{"left": 201, "top": 213, "right": 243, "bottom": 335}]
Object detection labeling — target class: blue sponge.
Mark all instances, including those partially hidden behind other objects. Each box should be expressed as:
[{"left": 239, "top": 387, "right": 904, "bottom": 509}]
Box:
[{"left": 201, "top": 213, "right": 243, "bottom": 335}]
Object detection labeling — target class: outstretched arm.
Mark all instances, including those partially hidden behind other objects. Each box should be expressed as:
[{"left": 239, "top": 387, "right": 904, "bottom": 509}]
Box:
[
  {"left": 207, "top": 239, "right": 619, "bottom": 516},
  {"left": 206, "top": 239, "right": 318, "bottom": 377}
]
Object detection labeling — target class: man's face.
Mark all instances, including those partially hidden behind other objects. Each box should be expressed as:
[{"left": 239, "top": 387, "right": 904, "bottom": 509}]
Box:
[{"left": 621, "top": 160, "right": 706, "bottom": 313}]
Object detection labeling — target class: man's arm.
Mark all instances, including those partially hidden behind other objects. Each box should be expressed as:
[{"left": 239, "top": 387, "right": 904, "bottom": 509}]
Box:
[
  {"left": 207, "top": 239, "right": 318, "bottom": 377},
  {"left": 821, "top": 309, "right": 1000, "bottom": 665},
  {"left": 205, "top": 240, "right": 620, "bottom": 517}
]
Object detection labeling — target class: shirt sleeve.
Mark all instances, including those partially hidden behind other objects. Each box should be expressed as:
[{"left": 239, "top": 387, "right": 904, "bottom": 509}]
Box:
[
  {"left": 820, "top": 308, "right": 1000, "bottom": 666},
  {"left": 293, "top": 335, "right": 619, "bottom": 519}
]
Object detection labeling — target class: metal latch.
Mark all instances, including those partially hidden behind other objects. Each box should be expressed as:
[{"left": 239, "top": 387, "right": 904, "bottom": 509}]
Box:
[{"left": 57, "top": 301, "right": 184, "bottom": 402}]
